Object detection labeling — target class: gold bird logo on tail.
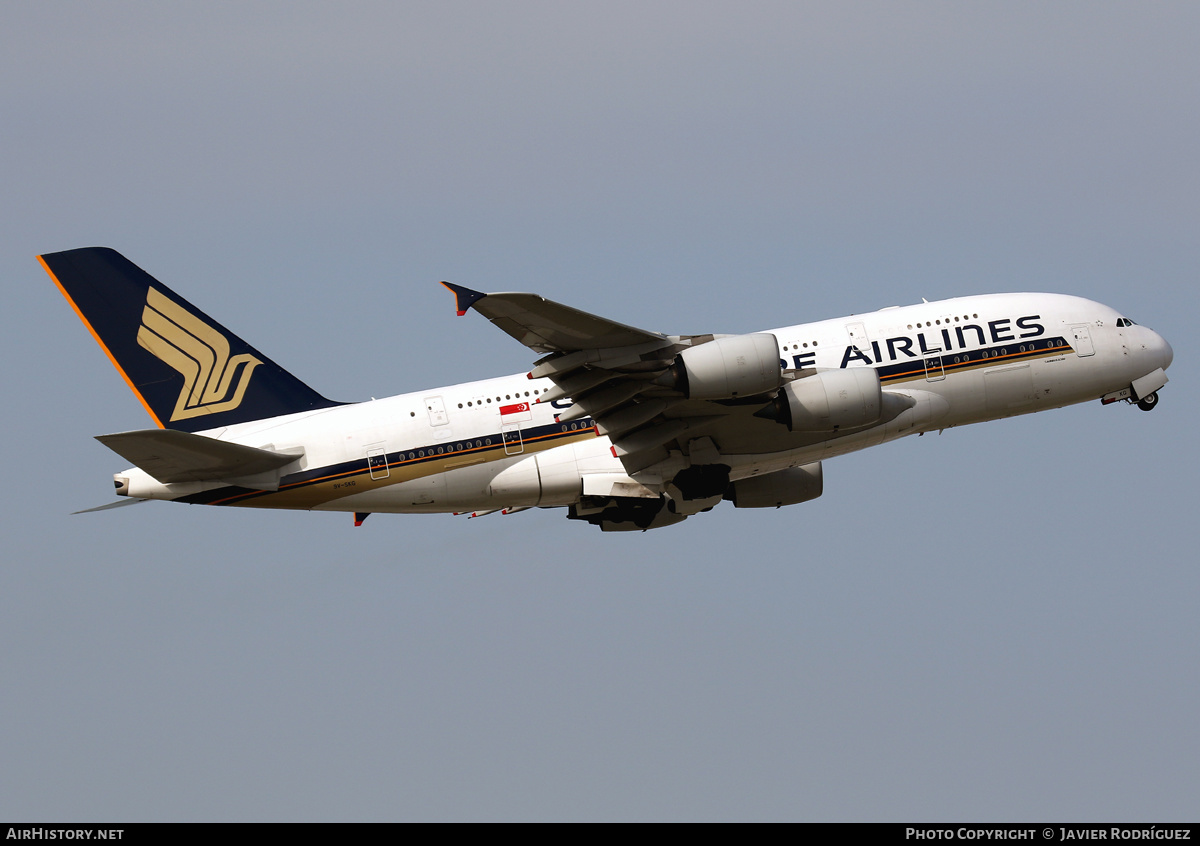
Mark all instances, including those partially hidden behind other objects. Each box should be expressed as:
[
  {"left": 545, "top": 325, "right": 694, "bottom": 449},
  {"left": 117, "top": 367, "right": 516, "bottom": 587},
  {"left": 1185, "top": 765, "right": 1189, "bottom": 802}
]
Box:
[{"left": 136, "top": 287, "right": 261, "bottom": 421}]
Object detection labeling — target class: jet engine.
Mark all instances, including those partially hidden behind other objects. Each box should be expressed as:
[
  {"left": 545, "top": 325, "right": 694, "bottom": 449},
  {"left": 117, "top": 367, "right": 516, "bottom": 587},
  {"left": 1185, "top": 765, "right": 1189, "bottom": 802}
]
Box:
[
  {"left": 757, "top": 368, "right": 903, "bottom": 432},
  {"left": 724, "top": 463, "right": 823, "bottom": 508},
  {"left": 664, "top": 333, "right": 783, "bottom": 400}
]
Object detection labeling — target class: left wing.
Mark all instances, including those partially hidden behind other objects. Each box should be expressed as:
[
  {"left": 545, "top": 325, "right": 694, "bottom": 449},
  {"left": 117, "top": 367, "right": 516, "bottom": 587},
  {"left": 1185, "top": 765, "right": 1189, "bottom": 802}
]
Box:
[
  {"left": 441, "top": 282, "right": 668, "bottom": 353},
  {"left": 442, "top": 283, "right": 790, "bottom": 485}
]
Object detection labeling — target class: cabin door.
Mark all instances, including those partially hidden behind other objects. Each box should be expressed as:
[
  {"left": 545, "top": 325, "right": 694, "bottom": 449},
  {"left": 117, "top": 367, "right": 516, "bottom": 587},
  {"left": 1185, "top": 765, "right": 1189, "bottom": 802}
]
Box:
[
  {"left": 924, "top": 350, "right": 946, "bottom": 382},
  {"left": 1070, "top": 325, "right": 1095, "bottom": 357},
  {"left": 501, "top": 422, "right": 524, "bottom": 455}
]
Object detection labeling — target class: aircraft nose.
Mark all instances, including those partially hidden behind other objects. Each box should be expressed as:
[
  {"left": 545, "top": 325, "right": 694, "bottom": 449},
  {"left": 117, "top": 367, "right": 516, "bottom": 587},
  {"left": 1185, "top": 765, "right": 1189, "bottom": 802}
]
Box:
[{"left": 1157, "top": 332, "right": 1174, "bottom": 371}]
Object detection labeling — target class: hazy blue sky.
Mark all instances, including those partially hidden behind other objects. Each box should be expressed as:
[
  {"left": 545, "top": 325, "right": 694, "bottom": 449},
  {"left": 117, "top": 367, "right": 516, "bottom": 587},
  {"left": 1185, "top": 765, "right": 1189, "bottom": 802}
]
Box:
[{"left": 2, "top": 2, "right": 1197, "bottom": 821}]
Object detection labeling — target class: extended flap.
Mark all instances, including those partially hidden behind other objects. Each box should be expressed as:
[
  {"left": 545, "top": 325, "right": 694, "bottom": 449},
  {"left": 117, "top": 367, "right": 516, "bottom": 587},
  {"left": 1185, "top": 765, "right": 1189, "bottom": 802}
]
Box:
[{"left": 581, "top": 473, "right": 659, "bottom": 499}]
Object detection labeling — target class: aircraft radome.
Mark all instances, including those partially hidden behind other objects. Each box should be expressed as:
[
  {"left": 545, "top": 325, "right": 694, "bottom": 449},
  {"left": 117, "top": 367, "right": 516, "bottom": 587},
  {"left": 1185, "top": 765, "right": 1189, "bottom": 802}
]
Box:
[{"left": 40, "top": 248, "right": 1173, "bottom": 531}]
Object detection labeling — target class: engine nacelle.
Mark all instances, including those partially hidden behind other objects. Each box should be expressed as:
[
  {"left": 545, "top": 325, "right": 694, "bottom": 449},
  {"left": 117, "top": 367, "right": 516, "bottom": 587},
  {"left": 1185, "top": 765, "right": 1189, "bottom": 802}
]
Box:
[
  {"left": 724, "top": 463, "right": 823, "bottom": 508},
  {"left": 671, "top": 333, "right": 783, "bottom": 400},
  {"left": 768, "top": 368, "right": 884, "bottom": 432}
]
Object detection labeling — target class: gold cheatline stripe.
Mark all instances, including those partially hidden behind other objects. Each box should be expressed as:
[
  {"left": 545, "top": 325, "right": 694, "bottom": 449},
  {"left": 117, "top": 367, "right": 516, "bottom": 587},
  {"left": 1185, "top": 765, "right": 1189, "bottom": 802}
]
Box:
[
  {"left": 881, "top": 343, "right": 1072, "bottom": 383},
  {"left": 206, "top": 426, "right": 598, "bottom": 508}
]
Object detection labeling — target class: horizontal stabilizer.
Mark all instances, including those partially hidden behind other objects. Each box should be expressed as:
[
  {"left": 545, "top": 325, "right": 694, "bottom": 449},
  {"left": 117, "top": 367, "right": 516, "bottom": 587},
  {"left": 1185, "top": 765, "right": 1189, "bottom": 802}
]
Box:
[
  {"left": 72, "top": 498, "right": 151, "bottom": 515},
  {"left": 96, "top": 429, "right": 303, "bottom": 486}
]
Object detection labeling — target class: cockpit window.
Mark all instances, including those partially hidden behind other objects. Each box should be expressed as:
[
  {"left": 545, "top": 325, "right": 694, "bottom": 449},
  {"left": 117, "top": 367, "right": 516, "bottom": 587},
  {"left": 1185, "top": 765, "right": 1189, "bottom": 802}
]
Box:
[{"left": 1116, "top": 317, "right": 1137, "bottom": 327}]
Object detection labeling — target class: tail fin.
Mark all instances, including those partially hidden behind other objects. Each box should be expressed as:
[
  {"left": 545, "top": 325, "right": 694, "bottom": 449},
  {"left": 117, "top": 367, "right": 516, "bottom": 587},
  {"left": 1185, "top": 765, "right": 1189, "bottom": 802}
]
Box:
[{"left": 40, "top": 247, "right": 342, "bottom": 432}]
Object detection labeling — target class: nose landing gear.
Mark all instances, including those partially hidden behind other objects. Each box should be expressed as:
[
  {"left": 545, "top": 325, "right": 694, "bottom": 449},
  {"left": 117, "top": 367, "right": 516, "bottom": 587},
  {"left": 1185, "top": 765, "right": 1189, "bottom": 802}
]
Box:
[{"left": 1136, "top": 391, "right": 1160, "bottom": 411}]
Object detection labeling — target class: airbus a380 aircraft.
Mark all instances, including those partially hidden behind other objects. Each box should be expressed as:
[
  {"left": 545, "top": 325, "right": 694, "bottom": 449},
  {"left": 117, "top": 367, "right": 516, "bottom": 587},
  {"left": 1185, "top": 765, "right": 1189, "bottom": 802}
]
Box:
[{"left": 41, "top": 247, "right": 1173, "bottom": 531}]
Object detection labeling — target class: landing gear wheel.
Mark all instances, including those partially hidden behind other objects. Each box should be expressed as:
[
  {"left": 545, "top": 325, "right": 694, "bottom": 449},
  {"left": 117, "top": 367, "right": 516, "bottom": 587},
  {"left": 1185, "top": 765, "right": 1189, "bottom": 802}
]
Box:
[{"left": 1136, "top": 391, "right": 1160, "bottom": 411}]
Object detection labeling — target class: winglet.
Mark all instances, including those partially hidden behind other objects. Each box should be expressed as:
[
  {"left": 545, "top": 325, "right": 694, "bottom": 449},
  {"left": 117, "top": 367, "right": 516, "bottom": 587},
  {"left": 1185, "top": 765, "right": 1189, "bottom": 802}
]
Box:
[{"left": 440, "top": 281, "right": 487, "bottom": 316}]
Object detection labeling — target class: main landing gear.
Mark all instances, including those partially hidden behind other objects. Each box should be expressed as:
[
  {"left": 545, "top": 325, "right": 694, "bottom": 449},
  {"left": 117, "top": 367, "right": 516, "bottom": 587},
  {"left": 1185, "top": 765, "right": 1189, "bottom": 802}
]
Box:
[{"left": 1136, "top": 391, "right": 1160, "bottom": 412}]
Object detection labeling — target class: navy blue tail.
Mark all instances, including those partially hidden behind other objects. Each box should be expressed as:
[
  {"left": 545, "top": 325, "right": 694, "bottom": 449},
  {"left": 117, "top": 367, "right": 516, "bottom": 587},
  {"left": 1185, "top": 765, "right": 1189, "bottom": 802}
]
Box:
[{"left": 41, "top": 247, "right": 342, "bottom": 432}]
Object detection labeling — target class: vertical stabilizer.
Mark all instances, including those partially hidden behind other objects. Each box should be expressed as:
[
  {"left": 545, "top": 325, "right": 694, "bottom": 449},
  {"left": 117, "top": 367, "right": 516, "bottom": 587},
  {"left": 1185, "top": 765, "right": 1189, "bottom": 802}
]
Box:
[{"left": 40, "top": 247, "right": 342, "bottom": 431}]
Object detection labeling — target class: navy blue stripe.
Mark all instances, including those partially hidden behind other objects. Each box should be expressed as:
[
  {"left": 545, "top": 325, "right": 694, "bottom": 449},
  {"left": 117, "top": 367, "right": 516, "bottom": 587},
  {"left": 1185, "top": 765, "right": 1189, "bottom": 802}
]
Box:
[
  {"left": 176, "top": 419, "right": 597, "bottom": 505},
  {"left": 876, "top": 336, "right": 1072, "bottom": 383}
]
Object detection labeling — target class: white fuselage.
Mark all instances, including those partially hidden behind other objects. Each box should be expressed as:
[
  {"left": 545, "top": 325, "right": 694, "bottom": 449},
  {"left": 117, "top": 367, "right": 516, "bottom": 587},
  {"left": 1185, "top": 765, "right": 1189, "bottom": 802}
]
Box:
[{"left": 115, "top": 292, "right": 1172, "bottom": 516}]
